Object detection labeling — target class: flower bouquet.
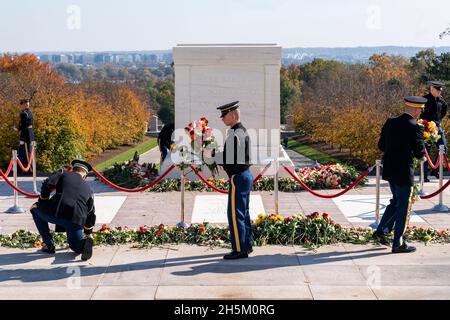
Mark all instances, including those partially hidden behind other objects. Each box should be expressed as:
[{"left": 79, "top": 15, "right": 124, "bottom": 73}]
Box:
[
  {"left": 417, "top": 119, "right": 441, "bottom": 144},
  {"left": 173, "top": 117, "right": 219, "bottom": 176},
  {"left": 100, "top": 161, "right": 159, "bottom": 189}
]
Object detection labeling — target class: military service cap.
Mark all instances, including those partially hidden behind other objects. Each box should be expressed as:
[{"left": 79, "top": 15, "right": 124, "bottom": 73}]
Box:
[
  {"left": 429, "top": 81, "right": 444, "bottom": 91},
  {"left": 404, "top": 96, "right": 427, "bottom": 108},
  {"left": 217, "top": 101, "right": 239, "bottom": 118},
  {"left": 71, "top": 159, "right": 93, "bottom": 173}
]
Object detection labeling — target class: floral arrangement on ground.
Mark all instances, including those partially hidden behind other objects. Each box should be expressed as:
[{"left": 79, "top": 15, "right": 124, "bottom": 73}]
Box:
[
  {"left": 100, "top": 161, "right": 367, "bottom": 192},
  {"left": 1, "top": 213, "right": 448, "bottom": 250}
]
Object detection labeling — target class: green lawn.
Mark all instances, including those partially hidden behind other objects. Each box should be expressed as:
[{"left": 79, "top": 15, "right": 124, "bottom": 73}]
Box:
[
  {"left": 286, "top": 139, "right": 339, "bottom": 164},
  {"left": 95, "top": 138, "right": 158, "bottom": 172}
]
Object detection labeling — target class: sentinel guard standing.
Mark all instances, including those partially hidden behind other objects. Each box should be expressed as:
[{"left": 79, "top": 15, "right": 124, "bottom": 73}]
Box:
[
  {"left": 15, "top": 98, "right": 35, "bottom": 174},
  {"left": 421, "top": 81, "right": 448, "bottom": 182},
  {"left": 212, "top": 101, "right": 253, "bottom": 260},
  {"left": 373, "top": 96, "right": 426, "bottom": 253}
]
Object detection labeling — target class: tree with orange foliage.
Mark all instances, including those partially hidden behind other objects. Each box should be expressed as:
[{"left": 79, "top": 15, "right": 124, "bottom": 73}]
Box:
[{"left": 0, "top": 54, "right": 148, "bottom": 171}]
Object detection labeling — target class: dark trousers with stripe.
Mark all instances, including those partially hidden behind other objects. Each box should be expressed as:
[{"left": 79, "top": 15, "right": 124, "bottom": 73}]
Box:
[
  {"left": 228, "top": 169, "right": 253, "bottom": 253},
  {"left": 18, "top": 140, "right": 31, "bottom": 174},
  {"left": 376, "top": 183, "right": 413, "bottom": 248}
]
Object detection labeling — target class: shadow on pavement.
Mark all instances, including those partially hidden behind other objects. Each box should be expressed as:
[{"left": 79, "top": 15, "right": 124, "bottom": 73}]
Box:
[{"left": 0, "top": 246, "right": 390, "bottom": 284}]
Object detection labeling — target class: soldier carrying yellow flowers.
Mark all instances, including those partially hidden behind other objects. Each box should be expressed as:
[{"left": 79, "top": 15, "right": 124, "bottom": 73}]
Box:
[{"left": 373, "top": 96, "right": 426, "bottom": 254}]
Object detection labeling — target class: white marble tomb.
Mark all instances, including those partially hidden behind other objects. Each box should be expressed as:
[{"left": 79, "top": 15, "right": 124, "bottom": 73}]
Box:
[{"left": 163, "top": 44, "right": 294, "bottom": 179}]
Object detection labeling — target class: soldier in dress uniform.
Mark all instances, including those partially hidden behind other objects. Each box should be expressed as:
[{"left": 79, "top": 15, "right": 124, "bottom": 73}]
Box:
[
  {"left": 30, "top": 160, "right": 96, "bottom": 261},
  {"left": 421, "top": 81, "right": 448, "bottom": 182},
  {"left": 372, "top": 96, "right": 426, "bottom": 253},
  {"left": 16, "top": 98, "right": 35, "bottom": 174},
  {"left": 213, "top": 101, "right": 253, "bottom": 260},
  {"left": 157, "top": 122, "right": 175, "bottom": 163}
]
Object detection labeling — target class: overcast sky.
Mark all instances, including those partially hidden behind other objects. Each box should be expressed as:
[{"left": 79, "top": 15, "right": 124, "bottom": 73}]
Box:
[{"left": 1, "top": 0, "right": 450, "bottom": 52}]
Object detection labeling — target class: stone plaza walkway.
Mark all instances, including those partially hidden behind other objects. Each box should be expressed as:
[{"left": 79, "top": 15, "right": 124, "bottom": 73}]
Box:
[
  {"left": 1, "top": 172, "right": 450, "bottom": 300},
  {"left": 1, "top": 243, "right": 450, "bottom": 300}
]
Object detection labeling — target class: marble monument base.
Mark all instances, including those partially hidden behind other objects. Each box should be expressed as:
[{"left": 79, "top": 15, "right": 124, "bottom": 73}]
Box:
[{"left": 161, "top": 145, "right": 296, "bottom": 180}]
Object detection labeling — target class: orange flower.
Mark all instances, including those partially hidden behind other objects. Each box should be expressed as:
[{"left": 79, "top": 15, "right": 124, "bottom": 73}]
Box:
[
  {"left": 198, "top": 226, "right": 206, "bottom": 233},
  {"left": 34, "top": 241, "right": 42, "bottom": 249}
]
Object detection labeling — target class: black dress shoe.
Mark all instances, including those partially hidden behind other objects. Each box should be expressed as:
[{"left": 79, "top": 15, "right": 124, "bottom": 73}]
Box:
[
  {"left": 223, "top": 251, "right": 248, "bottom": 260},
  {"left": 372, "top": 231, "right": 390, "bottom": 246},
  {"left": 392, "top": 244, "right": 416, "bottom": 254},
  {"left": 41, "top": 243, "right": 56, "bottom": 254},
  {"left": 247, "top": 247, "right": 253, "bottom": 254},
  {"left": 424, "top": 177, "right": 430, "bottom": 183},
  {"left": 81, "top": 237, "right": 94, "bottom": 261}
]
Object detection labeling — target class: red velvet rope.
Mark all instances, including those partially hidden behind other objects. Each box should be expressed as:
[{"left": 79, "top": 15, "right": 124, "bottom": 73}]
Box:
[
  {"left": 283, "top": 165, "right": 371, "bottom": 199},
  {"left": 424, "top": 148, "right": 441, "bottom": 170},
  {"left": 3, "top": 159, "right": 14, "bottom": 177},
  {"left": 17, "top": 148, "right": 34, "bottom": 172},
  {"left": 420, "top": 179, "right": 450, "bottom": 199},
  {"left": 0, "top": 169, "right": 40, "bottom": 198},
  {"left": 92, "top": 164, "right": 176, "bottom": 193},
  {"left": 190, "top": 162, "right": 274, "bottom": 194},
  {"left": 252, "top": 162, "right": 273, "bottom": 184},
  {"left": 190, "top": 165, "right": 228, "bottom": 194}
]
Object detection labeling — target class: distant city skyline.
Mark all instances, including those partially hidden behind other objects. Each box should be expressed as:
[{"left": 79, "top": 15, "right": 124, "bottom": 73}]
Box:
[
  {"left": 25, "top": 46, "right": 450, "bottom": 68},
  {"left": 1, "top": 0, "right": 450, "bottom": 52}
]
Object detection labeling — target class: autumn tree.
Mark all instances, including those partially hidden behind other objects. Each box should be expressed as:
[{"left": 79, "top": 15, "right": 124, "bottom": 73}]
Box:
[
  {"left": 280, "top": 64, "right": 302, "bottom": 123},
  {"left": 0, "top": 54, "right": 149, "bottom": 171}
]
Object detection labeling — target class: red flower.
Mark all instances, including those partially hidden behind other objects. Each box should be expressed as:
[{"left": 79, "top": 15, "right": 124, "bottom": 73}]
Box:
[
  {"left": 198, "top": 226, "right": 206, "bottom": 233},
  {"left": 336, "top": 224, "right": 342, "bottom": 229},
  {"left": 100, "top": 224, "right": 110, "bottom": 231},
  {"left": 156, "top": 230, "right": 163, "bottom": 236},
  {"left": 139, "top": 226, "right": 147, "bottom": 234},
  {"left": 159, "top": 224, "right": 165, "bottom": 229},
  {"left": 312, "top": 212, "right": 320, "bottom": 218},
  {"left": 284, "top": 217, "right": 291, "bottom": 223},
  {"left": 322, "top": 213, "right": 329, "bottom": 219}
]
